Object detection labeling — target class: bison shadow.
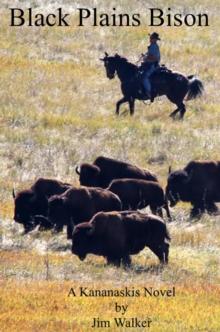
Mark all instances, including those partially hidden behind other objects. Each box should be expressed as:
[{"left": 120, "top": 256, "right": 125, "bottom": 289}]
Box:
[
  {"left": 79, "top": 258, "right": 166, "bottom": 274},
  {"left": 129, "top": 263, "right": 166, "bottom": 274}
]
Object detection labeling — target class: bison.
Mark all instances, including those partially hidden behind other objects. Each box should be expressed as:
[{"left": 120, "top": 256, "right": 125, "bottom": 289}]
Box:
[
  {"left": 107, "top": 178, "right": 171, "bottom": 219},
  {"left": 72, "top": 211, "right": 170, "bottom": 266},
  {"left": 75, "top": 156, "right": 158, "bottom": 188},
  {"left": 13, "top": 178, "right": 71, "bottom": 232},
  {"left": 47, "top": 186, "right": 122, "bottom": 239},
  {"left": 166, "top": 160, "right": 220, "bottom": 217}
]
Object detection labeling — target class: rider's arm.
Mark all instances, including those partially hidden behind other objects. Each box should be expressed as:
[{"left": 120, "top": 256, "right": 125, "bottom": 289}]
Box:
[
  {"left": 144, "top": 44, "right": 160, "bottom": 63},
  {"left": 144, "top": 53, "right": 158, "bottom": 62}
]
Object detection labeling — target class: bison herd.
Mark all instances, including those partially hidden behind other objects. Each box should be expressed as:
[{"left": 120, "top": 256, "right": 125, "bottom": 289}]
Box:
[{"left": 12, "top": 156, "right": 220, "bottom": 267}]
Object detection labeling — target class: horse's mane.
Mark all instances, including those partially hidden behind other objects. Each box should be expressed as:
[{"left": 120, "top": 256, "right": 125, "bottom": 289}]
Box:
[{"left": 114, "top": 54, "right": 137, "bottom": 71}]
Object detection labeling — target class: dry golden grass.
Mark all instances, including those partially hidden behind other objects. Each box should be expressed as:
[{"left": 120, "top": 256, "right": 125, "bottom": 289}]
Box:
[
  {"left": 1, "top": 279, "right": 220, "bottom": 332},
  {"left": 0, "top": 248, "right": 220, "bottom": 332},
  {"left": 1, "top": 0, "right": 220, "bottom": 331}
]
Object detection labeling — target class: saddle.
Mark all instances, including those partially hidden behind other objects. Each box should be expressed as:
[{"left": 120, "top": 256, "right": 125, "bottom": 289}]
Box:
[
  {"left": 154, "top": 64, "right": 172, "bottom": 74},
  {"left": 136, "top": 64, "right": 172, "bottom": 100},
  {"left": 137, "top": 64, "right": 172, "bottom": 78}
]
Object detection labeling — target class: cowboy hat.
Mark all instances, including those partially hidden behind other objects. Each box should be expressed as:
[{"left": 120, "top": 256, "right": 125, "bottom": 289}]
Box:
[{"left": 149, "top": 32, "right": 161, "bottom": 40}]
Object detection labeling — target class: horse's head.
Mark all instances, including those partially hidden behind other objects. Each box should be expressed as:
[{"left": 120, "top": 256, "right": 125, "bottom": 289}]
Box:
[{"left": 100, "top": 52, "right": 121, "bottom": 79}]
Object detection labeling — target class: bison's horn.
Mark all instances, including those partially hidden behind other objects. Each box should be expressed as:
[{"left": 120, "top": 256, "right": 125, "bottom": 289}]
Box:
[
  {"left": 104, "top": 52, "right": 109, "bottom": 57},
  {"left": 168, "top": 166, "right": 172, "bottom": 175},
  {"left": 12, "top": 188, "right": 16, "bottom": 199},
  {"left": 75, "top": 166, "right": 80, "bottom": 175}
]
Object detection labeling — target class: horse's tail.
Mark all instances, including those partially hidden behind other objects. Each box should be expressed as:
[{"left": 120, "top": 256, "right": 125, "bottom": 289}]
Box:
[{"left": 186, "top": 76, "right": 204, "bottom": 100}]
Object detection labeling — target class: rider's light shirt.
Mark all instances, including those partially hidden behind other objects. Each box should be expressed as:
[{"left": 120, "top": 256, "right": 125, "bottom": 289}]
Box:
[{"left": 146, "top": 43, "right": 160, "bottom": 63}]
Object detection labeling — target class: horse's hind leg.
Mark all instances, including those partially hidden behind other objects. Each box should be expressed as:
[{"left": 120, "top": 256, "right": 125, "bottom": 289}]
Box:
[
  {"left": 116, "top": 97, "right": 127, "bottom": 115},
  {"left": 128, "top": 98, "right": 135, "bottom": 116},
  {"left": 169, "top": 108, "right": 179, "bottom": 119},
  {"left": 179, "top": 103, "right": 186, "bottom": 119},
  {"left": 169, "top": 102, "right": 186, "bottom": 120}
]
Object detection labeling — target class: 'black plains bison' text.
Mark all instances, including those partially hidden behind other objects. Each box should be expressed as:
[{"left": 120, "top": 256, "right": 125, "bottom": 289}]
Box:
[{"left": 9, "top": 7, "right": 209, "bottom": 27}]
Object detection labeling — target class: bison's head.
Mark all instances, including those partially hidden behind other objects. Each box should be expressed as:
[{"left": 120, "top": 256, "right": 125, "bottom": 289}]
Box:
[
  {"left": 166, "top": 169, "right": 192, "bottom": 207},
  {"left": 75, "top": 163, "right": 101, "bottom": 187},
  {"left": 71, "top": 223, "right": 95, "bottom": 261},
  {"left": 13, "top": 189, "right": 48, "bottom": 232}
]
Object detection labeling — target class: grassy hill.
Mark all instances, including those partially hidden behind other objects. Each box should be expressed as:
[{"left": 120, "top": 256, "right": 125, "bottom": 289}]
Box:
[{"left": 0, "top": 1, "right": 220, "bottom": 331}]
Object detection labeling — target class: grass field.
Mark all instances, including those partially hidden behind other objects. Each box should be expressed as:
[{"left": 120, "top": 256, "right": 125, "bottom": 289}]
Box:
[{"left": 0, "top": 1, "right": 220, "bottom": 331}]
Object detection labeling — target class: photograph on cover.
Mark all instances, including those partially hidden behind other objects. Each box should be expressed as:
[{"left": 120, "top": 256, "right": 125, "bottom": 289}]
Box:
[{"left": 0, "top": 0, "right": 220, "bottom": 331}]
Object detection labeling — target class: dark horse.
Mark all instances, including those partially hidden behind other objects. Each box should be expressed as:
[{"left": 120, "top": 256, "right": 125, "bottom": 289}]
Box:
[{"left": 100, "top": 53, "right": 204, "bottom": 119}]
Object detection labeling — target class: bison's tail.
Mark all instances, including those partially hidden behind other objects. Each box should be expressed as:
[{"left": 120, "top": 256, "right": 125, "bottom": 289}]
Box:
[{"left": 186, "top": 76, "right": 204, "bottom": 100}]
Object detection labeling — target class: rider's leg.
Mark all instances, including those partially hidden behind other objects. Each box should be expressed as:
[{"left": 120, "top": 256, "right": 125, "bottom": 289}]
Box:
[
  {"left": 143, "top": 65, "right": 155, "bottom": 101},
  {"left": 143, "top": 74, "right": 151, "bottom": 99}
]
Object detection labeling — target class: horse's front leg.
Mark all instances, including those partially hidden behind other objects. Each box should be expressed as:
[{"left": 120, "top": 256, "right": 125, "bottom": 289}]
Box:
[
  {"left": 116, "top": 97, "right": 127, "bottom": 115},
  {"left": 128, "top": 97, "right": 135, "bottom": 116},
  {"left": 169, "top": 108, "right": 179, "bottom": 119}
]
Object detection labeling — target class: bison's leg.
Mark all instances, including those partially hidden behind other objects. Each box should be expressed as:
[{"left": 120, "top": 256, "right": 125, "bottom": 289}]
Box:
[
  {"left": 39, "top": 222, "right": 53, "bottom": 231},
  {"left": 149, "top": 205, "right": 156, "bottom": 215},
  {"left": 157, "top": 208, "right": 163, "bottom": 218},
  {"left": 148, "top": 244, "right": 166, "bottom": 264},
  {"left": 150, "top": 205, "right": 162, "bottom": 217},
  {"left": 67, "top": 223, "right": 74, "bottom": 239},
  {"left": 35, "top": 216, "right": 53, "bottom": 231},
  {"left": 163, "top": 243, "right": 169, "bottom": 264},
  {"left": 190, "top": 208, "right": 201, "bottom": 219},
  {"left": 116, "top": 97, "right": 128, "bottom": 115},
  {"left": 106, "top": 256, "right": 121, "bottom": 267},
  {"left": 122, "top": 255, "right": 131, "bottom": 267},
  {"left": 123, "top": 203, "right": 130, "bottom": 210},
  {"left": 53, "top": 224, "right": 64, "bottom": 233},
  {"left": 190, "top": 202, "right": 205, "bottom": 219},
  {"left": 23, "top": 219, "right": 36, "bottom": 233},
  {"left": 206, "top": 202, "right": 219, "bottom": 215},
  {"left": 23, "top": 225, "right": 34, "bottom": 234},
  {"left": 164, "top": 201, "right": 172, "bottom": 221}
]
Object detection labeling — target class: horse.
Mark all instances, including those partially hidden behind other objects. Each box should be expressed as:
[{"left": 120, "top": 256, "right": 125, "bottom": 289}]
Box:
[{"left": 100, "top": 52, "right": 204, "bottom": 119}]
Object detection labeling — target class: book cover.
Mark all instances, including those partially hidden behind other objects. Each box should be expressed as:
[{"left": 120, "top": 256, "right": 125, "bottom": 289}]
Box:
[{"left": 0, "top": 1, "right": 219, "bottom": 331}]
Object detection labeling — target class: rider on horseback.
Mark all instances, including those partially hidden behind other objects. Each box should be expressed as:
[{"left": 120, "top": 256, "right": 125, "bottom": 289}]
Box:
[{"left": 141, "top": 32, "right": 161, "bottom": 102}]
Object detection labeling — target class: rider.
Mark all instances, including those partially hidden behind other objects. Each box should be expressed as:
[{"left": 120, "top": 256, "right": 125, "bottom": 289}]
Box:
[{"left": 142, "top": 32, "right": 161, "bottom": 102}]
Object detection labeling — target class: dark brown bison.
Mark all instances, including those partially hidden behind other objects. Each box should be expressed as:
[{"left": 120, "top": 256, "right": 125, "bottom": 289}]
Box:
[
  {"left": 107, "top": 179, "right": 171, "bottom": 219},
  {"left": 72, "top": 211, "right": 170, "bottom": 266},
  {"left": 13, "top": 178, "right": 71, "bottom": 232},
  {"left": 75, "top": 156, "right": 158, "bottom": 188},
  {"left": 47, "top": 186, "right": 122, "bottom": 239},
  {"left": 166, "top": 160, "right": 220, "bottom": 217}
]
